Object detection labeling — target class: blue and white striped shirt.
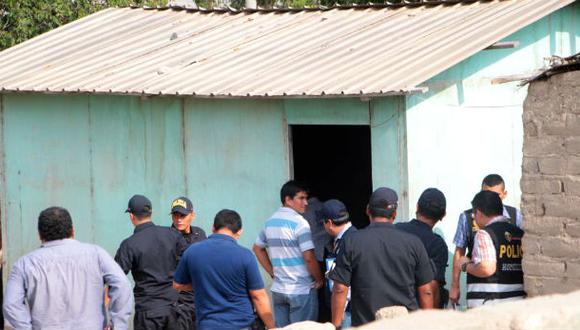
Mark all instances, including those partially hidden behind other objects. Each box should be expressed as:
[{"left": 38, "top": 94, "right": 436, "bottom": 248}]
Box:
[
  {"left": 453, "top": 206, "right": 524, "bottom": 249},
  {"left": 255, "top": 207, "right": 315, "bottom": 294}
]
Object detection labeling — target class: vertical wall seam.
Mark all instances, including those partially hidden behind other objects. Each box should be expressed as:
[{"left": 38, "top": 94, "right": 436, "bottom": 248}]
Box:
[
  {"left": 182, "top": 98, "right": 189, "bottom": 196},
  {"left": 282, "top": 100, "right": 292, "bottom": 180},
  {"left": 0, "top": 94, "right": 6, "bottom": 284},
  {"left": 398, "top": 96, "right": 410, "bottom": 220},
  {"left": 368, "top": 99, "right": 375, "bottom": 189},
  {"left": 87, "top": 95, "right": 96, "bottom": 243}
]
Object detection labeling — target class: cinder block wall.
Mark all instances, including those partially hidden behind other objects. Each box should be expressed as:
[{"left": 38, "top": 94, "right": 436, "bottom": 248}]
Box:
[{"left": 521, "top": 69, "right": 580, "bottom": 296}]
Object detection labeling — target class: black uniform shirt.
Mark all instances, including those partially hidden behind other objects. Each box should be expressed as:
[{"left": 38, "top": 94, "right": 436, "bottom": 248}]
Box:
[
  {"left": 176, "top": 225, "right": 207, "bottom": 245},
  {"left": 115, "top": 222, "right": 188, "bottom": 311},
  {"left": 396, "top": 219, "right": 449, "bottom": 307},
  {"left": 329, "top": 222, "right": 434, "bottom": 326},
  {"left": 171, "top": 225, "right": 207, "bottom": 305},
  {"left": 395, "top": 219, "right": 448, "bottom": 285}
]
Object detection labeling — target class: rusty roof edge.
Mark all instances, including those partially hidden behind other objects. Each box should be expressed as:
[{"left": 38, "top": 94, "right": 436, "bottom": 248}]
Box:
[
  {"left": 136, "top": 0, "right": 482, "bottom": 14},
  {"left": 522, "top": 52, "right": 580, "bottom": 85},
  {"left": 0, "top": 86, "right": 427, "bottom": 99}
]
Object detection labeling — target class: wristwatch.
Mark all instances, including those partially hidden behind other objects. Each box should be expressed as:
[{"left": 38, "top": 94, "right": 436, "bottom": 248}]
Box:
[{"left": 461, "top": 261, "right": 471, "bottom": 272}]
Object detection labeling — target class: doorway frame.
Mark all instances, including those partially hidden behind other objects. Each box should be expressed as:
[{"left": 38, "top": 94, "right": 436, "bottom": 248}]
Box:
[{"left": 282, "top": 97, "right": 409, "bottom": 220}]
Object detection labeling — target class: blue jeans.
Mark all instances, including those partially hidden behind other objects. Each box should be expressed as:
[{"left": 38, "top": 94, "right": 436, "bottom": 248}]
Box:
[
  {"left": 272, "top": 289, "right": 318, "bottom": 328},
  {"left": 341, "top": 310, "right": 351, "bottom": 329}
]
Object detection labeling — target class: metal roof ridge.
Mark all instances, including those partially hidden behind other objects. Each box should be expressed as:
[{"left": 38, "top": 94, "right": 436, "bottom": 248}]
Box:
[{"left": 130, "top": 0, "right": 487, "bottom": 14}]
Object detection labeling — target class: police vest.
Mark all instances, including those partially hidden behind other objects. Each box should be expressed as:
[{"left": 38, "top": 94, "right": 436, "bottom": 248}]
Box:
[
  {"left": 465, "top": 205, "right": 517, "bottom": 258},
  {"left": 466, "top": 221, "right": 525, "bottom": 308}
]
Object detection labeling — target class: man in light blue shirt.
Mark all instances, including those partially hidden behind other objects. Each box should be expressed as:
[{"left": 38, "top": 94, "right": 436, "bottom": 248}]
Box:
[
  {"left": 3, "top": 207, "right": 133, "bottom": 330},
  {"left": 449, "top": 174, "right": 524, "bottom": 305}
]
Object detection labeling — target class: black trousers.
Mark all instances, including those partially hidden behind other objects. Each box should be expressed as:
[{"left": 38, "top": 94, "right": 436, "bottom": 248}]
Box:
[
  {"left": 134, "top": 303, "right": 199, "bottom": 330},
  {"left": 134, "top": 306, "right": 174, "bottom": 330},
  {"left": 172, "top": 303, "right": 197, "bottom": 330}
]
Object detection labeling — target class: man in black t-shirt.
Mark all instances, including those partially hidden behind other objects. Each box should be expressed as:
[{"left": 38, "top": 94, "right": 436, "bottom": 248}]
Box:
[
  {"left": 396, "top": 188, "right": 449, "bottom": 308},
  {"left": 329, "top": 187, "right": 434, "bottom": 327},
  {"left": 115, "top": 194, "right": 188, "bottom": 330}
]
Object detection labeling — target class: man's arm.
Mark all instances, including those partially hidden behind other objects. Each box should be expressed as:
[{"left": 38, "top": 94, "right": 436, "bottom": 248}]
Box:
[
  {"left": 173, "top": 282, "right": 193, "bottom": 292},
  {"left": 429, "top": 280, "right": 440, "bottom": 309},
  {"left": 331, "top": 282, "right": 349, "bottom": 327},
  {"left": 450, "top": 246, "right": 465, "bottom": 304},
  {"left": 98, "top": 247, "right": 133, "bottom": 330},
  {"left": 460, "top": 256, "right": 496, "bottom": 278},
  {"left": 3, "top": 261, "right": 33, "bottom": 329},
  {"left": 417, "top": 282, "right": 435, "bottom": 309},
  {"left": 450, "top": 211, "right": 469, "bottom": 304},
  {"left": 114, "top": 242, "right": 132, "bottom": 275},
  {"left": 252, "top": 244, "right": 274, "bottom": 278},
  {"left": 249, "top": 289, "right": 275, "bottom": 330},
  {"left": 303, "top": 249, "right": 323, "bottom": 289},
  {"left": 462, "top": 230, "right": 497, "bottom": 278}
]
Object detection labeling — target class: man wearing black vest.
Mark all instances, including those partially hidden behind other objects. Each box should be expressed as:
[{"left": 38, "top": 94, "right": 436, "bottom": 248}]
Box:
[
  {"left": 450, "top": 174, "right": 523, "bottom": 305},
  {"left": 458, "top": 190, "right": 525, "bottom": 308}
]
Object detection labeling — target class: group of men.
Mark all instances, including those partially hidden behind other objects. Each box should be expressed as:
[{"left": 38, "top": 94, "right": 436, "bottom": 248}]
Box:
[
  {"left": 1, "top": 174, "right": 525, "bottom": 330},
  {"left": 247, "top": 175, "right": 525, "bottom": 329}
]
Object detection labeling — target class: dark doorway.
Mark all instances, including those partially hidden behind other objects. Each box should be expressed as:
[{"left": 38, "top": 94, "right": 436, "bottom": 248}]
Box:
[{"left": 291, "top": 125, "right": 373, "bottom": 228}]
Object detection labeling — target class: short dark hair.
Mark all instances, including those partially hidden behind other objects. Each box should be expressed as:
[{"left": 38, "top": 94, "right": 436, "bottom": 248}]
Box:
[
  {"left": 280, "top": 180, "right": 308, "bottom": 205},
  {"left": 482, "top": 174, "right": 505, "bottom": 189},
  {"left": 368, "top": 206, "right": 396, "bottom": 219},
  {"left": 213, "top": 209, "right": 242, "bottom": 233},
  {"left": 38, "top": 207, "right": 73, "bottom": 241},
  {"left": 471, "top": 190, "right": 503, "bottom": 217},
  {"left": 417, "top": 188, "right": 446, "bottom": 221}
]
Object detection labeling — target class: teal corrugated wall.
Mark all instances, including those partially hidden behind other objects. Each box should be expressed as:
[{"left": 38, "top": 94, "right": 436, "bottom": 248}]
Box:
[{"left": 0, "top": 94, "right": 406, "bottom": 274}]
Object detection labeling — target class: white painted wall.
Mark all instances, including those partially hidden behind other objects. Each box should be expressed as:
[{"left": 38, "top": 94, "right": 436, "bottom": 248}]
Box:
[{"left": 404, "top": 3, "right": 579, "bottom": 306}]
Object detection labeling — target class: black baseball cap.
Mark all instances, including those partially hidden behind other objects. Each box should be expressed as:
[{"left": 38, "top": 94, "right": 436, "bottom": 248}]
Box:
[
  {"left": 321, "top": 199, "right": 350, "bottom": 223},
  {"left": 368, "top": 187, "right": 398, "bottom": 217},
  {"left": 171, "top": 197, "right": 193, "bottom": 215},
  {"left": 125, "top": 194, "right": 152, "bottom": 216},
  {"left": 417, "top": 188, "right": 446, "bottom": 220}
]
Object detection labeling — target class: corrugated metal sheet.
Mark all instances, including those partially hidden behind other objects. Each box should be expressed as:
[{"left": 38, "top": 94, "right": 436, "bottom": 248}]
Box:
[{"left": 0, "top": 0, "right": 575, "bottom": 98}]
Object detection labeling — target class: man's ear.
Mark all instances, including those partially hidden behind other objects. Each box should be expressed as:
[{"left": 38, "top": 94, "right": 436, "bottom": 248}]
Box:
[
  {"left": 234, "top": 228, "right": 243, "bottom": 240},
  {"left": 71, "top": 228, "right": 75, "bottom": 239},
  {"left": 211, "top": 225, "right": 216, "bottom": 233},
  {"left": 366, "top": 205, "right": 371, "bottom": 217},
  {"left": 191, "top": 211, "right": 197, "bottom": 220},
  {"left": 501, "top": 190, "right": 508, "bottom": 200}
]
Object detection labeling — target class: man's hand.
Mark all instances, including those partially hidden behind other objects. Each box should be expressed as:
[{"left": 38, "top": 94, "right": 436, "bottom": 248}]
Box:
[
  {"left": 450, "top": 247, "right": 466, "bottom": 304},
  {"left": 458, "top": 256, "right": 471, "bottom": 272},
  {"left": 312, "top": 278, "right": 324, "bottom": 289},
  {"left": 302, "top": 249, "right": 323, "bottom": 288},
  {"left": 449, "top": 284, "right": 460, "bottom": 304}
]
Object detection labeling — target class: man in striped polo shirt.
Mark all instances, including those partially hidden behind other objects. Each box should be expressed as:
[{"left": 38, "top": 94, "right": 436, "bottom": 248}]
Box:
[{"left": 253, "top": 181, "right": 324, "bottom": 328}]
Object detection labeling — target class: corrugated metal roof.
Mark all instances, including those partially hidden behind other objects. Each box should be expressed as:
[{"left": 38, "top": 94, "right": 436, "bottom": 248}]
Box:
[{"left": 0, "top": 0, "right": 575, "bottom": 98}]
